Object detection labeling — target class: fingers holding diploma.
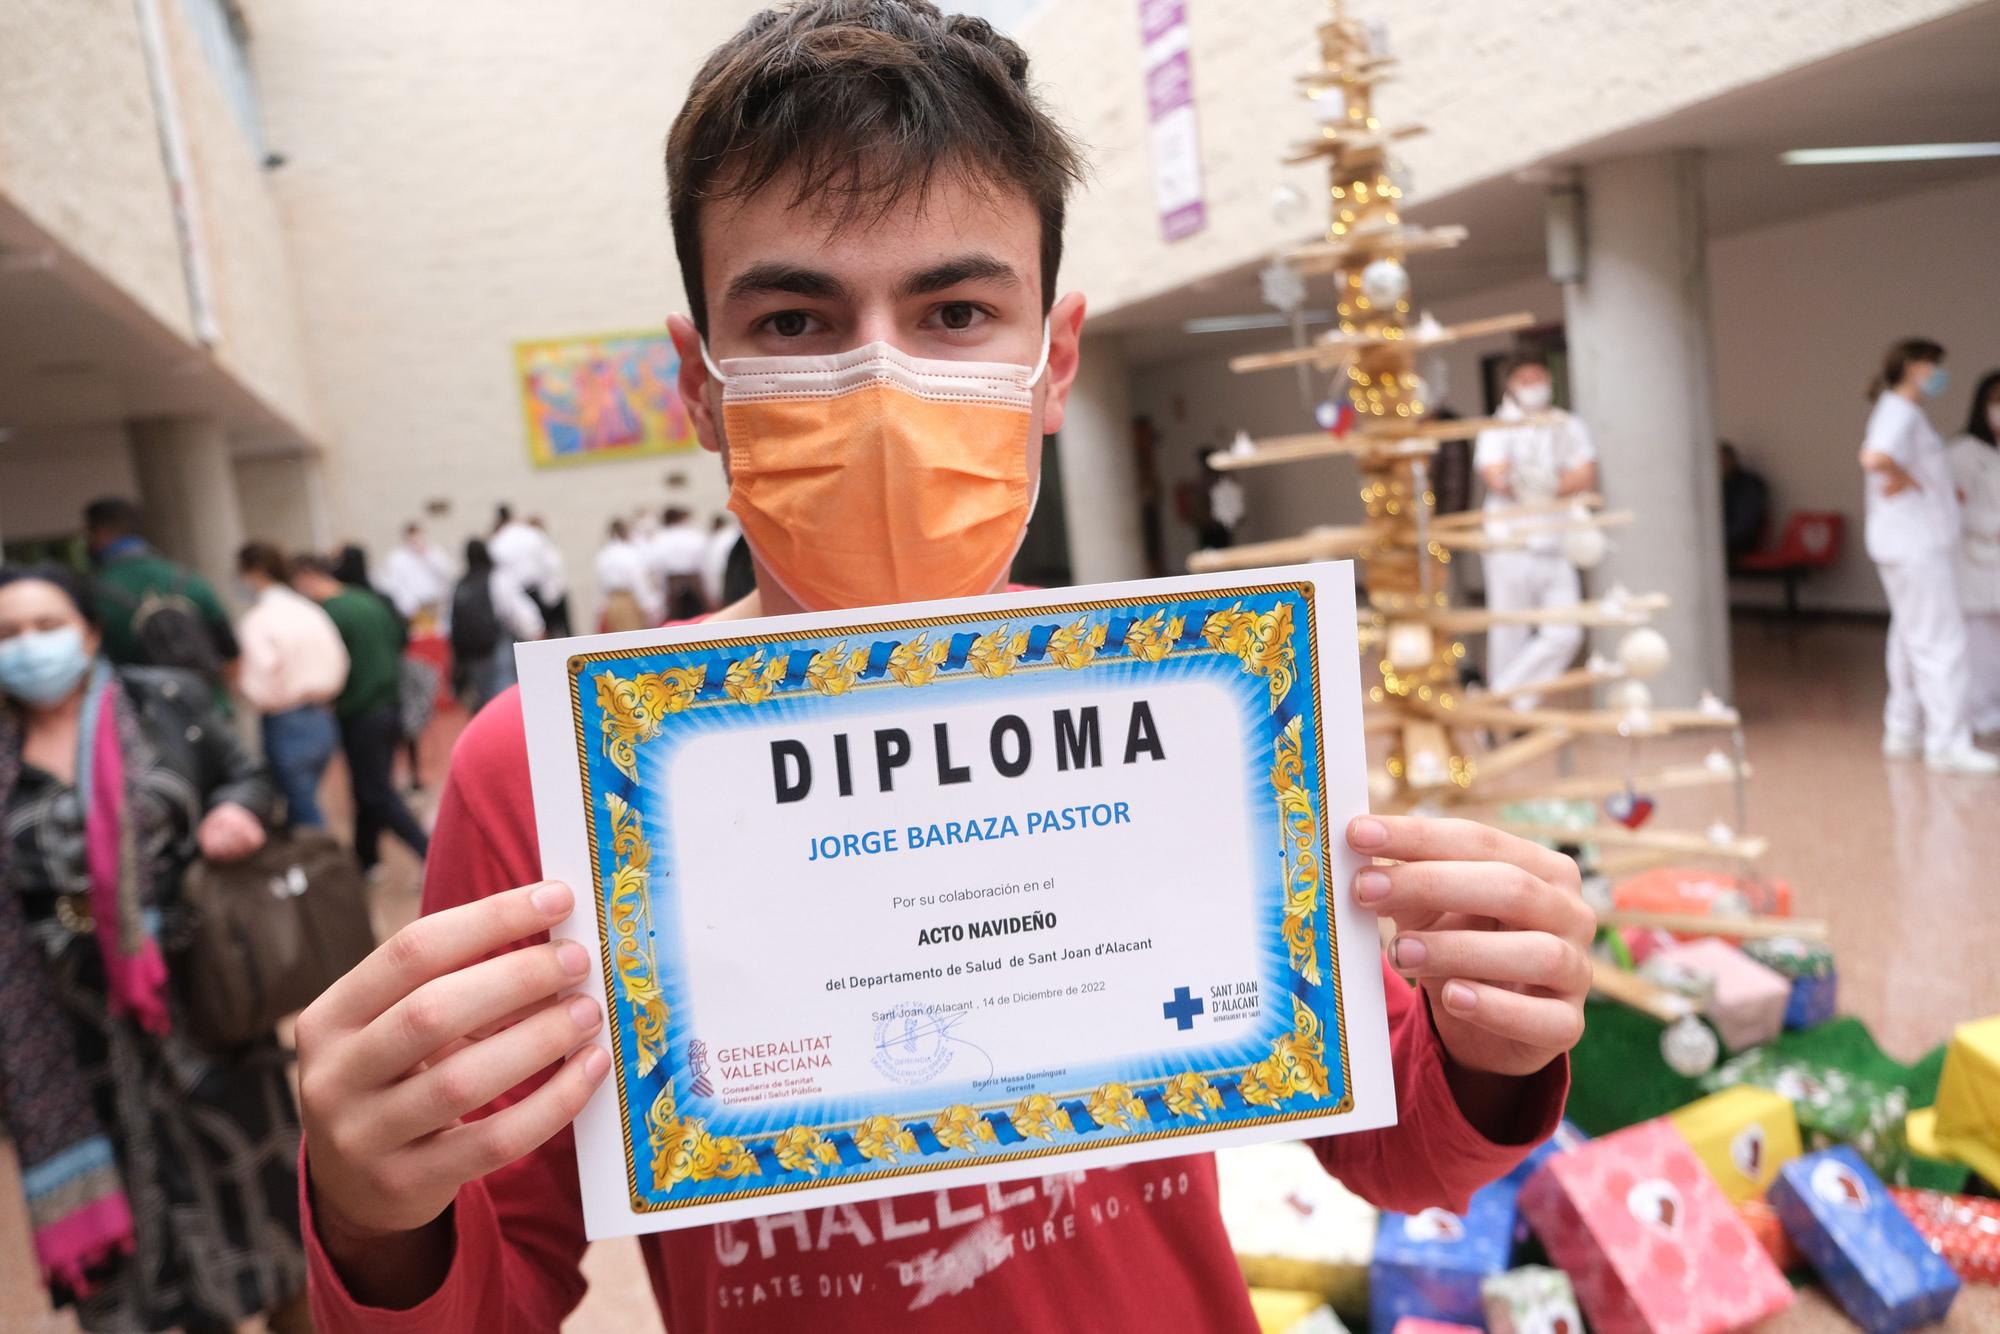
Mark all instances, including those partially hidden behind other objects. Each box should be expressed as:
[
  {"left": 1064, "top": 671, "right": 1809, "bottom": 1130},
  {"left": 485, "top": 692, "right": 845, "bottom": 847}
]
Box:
[{"left": 1348, "top": 815, "right": 1597, "bottom": 1078}]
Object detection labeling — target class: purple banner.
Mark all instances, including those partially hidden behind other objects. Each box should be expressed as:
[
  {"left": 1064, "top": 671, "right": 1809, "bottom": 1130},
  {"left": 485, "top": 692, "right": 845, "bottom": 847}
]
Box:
[{"left": 1139, "top": 0, "right": 1206, "bottom": 243}]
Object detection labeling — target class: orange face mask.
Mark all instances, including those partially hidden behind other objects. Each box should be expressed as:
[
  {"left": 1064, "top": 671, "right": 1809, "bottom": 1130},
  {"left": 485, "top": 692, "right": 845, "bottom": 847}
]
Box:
[{"left": 704, "top": 331, "right": 1048, "bottom": 611}]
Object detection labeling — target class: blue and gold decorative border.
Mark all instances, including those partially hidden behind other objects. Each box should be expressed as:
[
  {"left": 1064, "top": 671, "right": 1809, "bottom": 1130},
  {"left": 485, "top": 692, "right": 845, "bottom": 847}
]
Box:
[{"left": 564, "top": 583, "right": 1353, "bottom": 1214}]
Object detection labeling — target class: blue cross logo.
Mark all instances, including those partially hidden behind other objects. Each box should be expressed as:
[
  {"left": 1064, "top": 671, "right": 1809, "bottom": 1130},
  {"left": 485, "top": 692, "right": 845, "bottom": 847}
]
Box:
[{"left": 1161, "top": 985, "right": 1204, "bottom": 1031}]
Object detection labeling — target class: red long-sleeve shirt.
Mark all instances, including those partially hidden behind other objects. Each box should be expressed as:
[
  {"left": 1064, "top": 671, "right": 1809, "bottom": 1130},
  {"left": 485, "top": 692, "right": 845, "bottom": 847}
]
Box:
[{"left": 304, "top": 688, "right": 1567, "bottom": 1332}]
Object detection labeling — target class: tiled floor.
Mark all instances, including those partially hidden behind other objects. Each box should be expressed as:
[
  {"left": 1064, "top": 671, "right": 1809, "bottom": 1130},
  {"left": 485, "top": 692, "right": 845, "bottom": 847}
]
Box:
[{"left": 3, "top": 614, "right": 1995, "bottom": 1331}]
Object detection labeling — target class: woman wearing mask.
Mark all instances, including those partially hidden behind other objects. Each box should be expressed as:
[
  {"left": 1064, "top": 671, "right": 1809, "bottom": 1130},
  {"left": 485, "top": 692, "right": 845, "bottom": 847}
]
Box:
[
  {"left": 0, "top": 565, "right": 309, "bottom": 1332},
  {"left": 1948, "top": 369, "right": 2000, "bottom": 736},
  {"left": 1858, "top": 339, "right": 1996, "bottom": 774}
]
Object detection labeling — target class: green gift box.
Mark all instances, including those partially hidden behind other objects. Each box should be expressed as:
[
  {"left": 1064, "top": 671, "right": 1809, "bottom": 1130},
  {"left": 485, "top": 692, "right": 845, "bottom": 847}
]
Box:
[{"left": 1703, "top": 1049, "right": 1913, "bottom": 1182}]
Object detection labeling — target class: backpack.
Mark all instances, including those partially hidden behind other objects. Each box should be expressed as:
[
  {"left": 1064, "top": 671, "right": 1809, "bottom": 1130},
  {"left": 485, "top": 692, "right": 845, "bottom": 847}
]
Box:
[
  {"left": 126, "top": 578, "right": 224, "bottom": 680},
  {"left": 450, "top": 576, "right": 501, "bottom": 660}
]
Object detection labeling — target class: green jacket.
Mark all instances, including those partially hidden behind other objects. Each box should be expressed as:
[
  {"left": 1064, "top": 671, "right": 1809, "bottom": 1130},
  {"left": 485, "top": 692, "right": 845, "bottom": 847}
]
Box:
[
  {"left": 92, "top": 545, "right": 239, "bottom": 669},
  {"left": 320, "top": 586, "right": 406, "bottom": 719}
]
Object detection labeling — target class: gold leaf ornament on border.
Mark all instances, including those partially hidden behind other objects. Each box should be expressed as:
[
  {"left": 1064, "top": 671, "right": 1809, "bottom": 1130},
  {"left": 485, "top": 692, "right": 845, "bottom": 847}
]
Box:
[
  {"left": 595, "top": 666, "right": 705, "bottom": 782},
  {"left": 1010, "top": 1092, "right": 1074, "bottom": 1141},
  {"left": 1046, "top": 618, "right": 1109, "bottom": 670},
  {"left": 932, "top": 1103, "right": 999, "bottom": 1152},
  {"left": 1270, "top": 715, "right": 1325, "bottom": 986},
  {"left": 773, "top": 1126, "right": 839, "bottom": 1175},
  {"left": 1238, "top": 995, "right": 1331, "bottom": 1108},
  {"left": 604, "top": 793, "right": 669, "bottom": 1076},
  {"left": 888, "top": 632, "right": 951, "bottom": 686},
  {"left": 967, "top": 624, "right": 1032, "bottom": 678},
  {"left": 852, "top": 1115, "right": 919, "bottom": 1163},
  {"left": 1086, "top": 1082, "right": 1148, "bottom": 1130},
  {"left": 647, "top": 1082, "right": 761, "bottom": 1191},
  {"left": 805, "top": 641, "right": 869, "bottom": 696},
  {"left": 724, "top": 649, "right": 789, "bottom": 705},
  {"left": 1122, "top": 610, "right": 1186, "bottom": 663},
  {"left": 1202, "top": 600, "right": 1298, "bottom": 711},
  {"left": 1163, "top": 1071, "right": 1224, "bottom": 1120}
]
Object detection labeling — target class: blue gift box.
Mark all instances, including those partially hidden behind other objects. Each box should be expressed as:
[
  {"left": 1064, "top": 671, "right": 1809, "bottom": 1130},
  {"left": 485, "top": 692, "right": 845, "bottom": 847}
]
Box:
[
  {"left": 1770, "top": 1147, "right": 1960, "bottom": 1334},
  {"left": 1501, "top": 1118, "right": 1588, "bottom": 1245},
  {"left": 1370, "top": 1180, "right": 1517, "bottom": 1330},
  {"left": 1786, "top": 971, "right": 1839, "bottom": 1029}
]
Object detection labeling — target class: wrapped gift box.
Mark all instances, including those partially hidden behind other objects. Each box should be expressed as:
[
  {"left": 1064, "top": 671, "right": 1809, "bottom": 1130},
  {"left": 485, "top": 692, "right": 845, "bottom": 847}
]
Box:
[
  {"left": 1738, "top": 1196, "right": 1803, "bottom": 1271},
  {"left": 1931, "top": 1015, "right": 2000, "bottom": 1152},
  {"left": 1504, "top": 1119, "right": 1591, "bottom": 1246},
  {"left": 1741, "top": 936, "right": 1838, "bottom": 1030},
  {"left": 1481, "top": 1265, "right": 1584, "bottom": 1334},
  {"left": 1248, "top": 1287, "right": 1351, "bottom": 1334},
  {"left": 1370, "top": 1181, "right": 1516, "bottom": 1330},
  {"left": 1889, "top": 1186, "right": 2000, "bottom": 1285},
  {"left": 1614, "top": 866, "right": 1792, "bottom": 921},
  {"left": 1390, "top": 1321, "right": 1480, "bottom": 1334},
  {"left": 1704, "top": 1048, "right": 1913, "bottom": 1182},
  {"left": 1770, "top": 1147, "right": 1961, "bottom": 1333},
  {"left": 1667, "top": 1085, "right": 1803, "bottom": 1203},
  {"left": 1646, "top": 938, "right": 1788, "bottom": 1052},
  {"left": 1621, "top": 925, "right": 1679, "bottom": 967},
  {"left": 1218, "top": 1142, "right": 1375, "bottom": 1318},
  {"left": 1519, "top": 1119, "right": 1793, "bottom": 1333}
]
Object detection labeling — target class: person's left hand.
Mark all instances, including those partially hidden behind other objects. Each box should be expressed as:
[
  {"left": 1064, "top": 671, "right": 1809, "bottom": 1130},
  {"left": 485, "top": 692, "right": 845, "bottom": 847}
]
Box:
[
  {"left": 1350, "top": 814, "right": 1595, "bottom": 1078},
  {"left": 198, "top": 802, "right": 268, "bottom": 863}
]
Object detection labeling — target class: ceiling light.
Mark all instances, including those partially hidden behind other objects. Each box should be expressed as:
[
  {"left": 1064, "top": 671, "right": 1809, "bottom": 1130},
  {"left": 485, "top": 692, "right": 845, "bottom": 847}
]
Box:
[
  {"left": 1183, "top": 311, "right": 1333, "bottom": 335},
  {"left": 1780, "top": 142, "right": 2000, "bottom": 166}
]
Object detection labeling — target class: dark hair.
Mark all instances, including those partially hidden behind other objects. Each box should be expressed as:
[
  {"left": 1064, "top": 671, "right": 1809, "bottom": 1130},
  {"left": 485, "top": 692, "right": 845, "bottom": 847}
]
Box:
[
  {"left": 494, "top": 504, "right": 514, "bottom": 531},
  {"left": 662, "top": 506, "right": 691, "bottom": 526},
  {"left": 82, "top": 496, "right": 141, "bottom": 536},
  {"left": 1870, "top": 337, "right": 1945, "bottom": 400},
  {"left": 464, "top": 538, "right": 494, "bottom": 573},
  {"left": 289, "top": 553, "right": 335, "bottom": 579},
  {"left": 1965, "top": 369, "right": 2000, "bottom": 448},
  {"left": 609, "top": 518, "right": 630, "bottom": 541},
  {"left": 331, "top": 544, "right": 370, "bottom": 587},
  {"left": 666, "top": 0, "right": 1083, "bottom": 338},
  {"left": 0, "top": 562, "right": 101, "bottom": 628},
  {"left": 237, "top": 541, "right": 290, "bottom": 582},
  {"left": 1503, "top": 353, "right": 1550, "bottom": 381}
]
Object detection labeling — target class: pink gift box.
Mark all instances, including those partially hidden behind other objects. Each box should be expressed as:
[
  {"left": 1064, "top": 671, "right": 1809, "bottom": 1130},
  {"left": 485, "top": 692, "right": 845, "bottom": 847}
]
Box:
[
  {"left": 1391, "top": 1321, "right": 1481, "bottom": 1334},
  {"left": 1622, "top": 926, "right": 1678, "bottom": 966},
  {"left": 1648, "top": 937, "right": 1789, "bottom": 1052},
  {"left": 1520, "top": 1120, "right": 1794, "bottom": 1334}
]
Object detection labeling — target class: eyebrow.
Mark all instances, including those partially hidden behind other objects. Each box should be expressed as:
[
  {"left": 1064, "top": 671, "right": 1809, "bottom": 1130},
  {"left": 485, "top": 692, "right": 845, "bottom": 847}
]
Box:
[
  {"left": 895, "top": 253, "right": 1023, "bottom": 299},
  {"left": 723, "top": 263, "right": 851, "bottom": 304}
]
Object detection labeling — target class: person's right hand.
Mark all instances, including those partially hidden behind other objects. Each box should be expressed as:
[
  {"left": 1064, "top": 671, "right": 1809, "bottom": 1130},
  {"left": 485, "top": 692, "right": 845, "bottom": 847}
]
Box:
[
  {"left": 1882, "top": 466, "right": 1920, "bottom": 497},
  {"left": 296, "top": 881, "right": 609, "bottom": 1247}
]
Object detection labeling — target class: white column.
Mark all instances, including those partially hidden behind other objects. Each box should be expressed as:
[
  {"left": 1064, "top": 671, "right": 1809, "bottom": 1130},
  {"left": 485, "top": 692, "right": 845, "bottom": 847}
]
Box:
[
  {"left": 129, "top": 416, "right": 248, "bottom": 598},
  {"left": 1561, "top": 151, "right": 1732, "bottom": 704},
  {"left": 1056, "top": 333, "right": 1148, "bottom": 583}
]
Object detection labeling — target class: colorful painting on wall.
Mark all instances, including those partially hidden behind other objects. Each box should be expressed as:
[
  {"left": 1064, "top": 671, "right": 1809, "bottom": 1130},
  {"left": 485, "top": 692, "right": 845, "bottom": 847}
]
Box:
[{"left": 516, "top": 330, "right": 696, "bottom": 468}]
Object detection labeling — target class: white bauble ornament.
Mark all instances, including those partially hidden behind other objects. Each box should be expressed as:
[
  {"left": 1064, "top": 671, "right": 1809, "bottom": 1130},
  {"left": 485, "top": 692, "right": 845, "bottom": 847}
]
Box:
[
  {"left": 1311, "top": 88, "right": 1347, "bottom": 125},
  {"left": 1360, "top": 257, "right": 1409, "bottom": 308},
  {"left": 1607, "top": 680, "right": 1652, "bottom": 714},
  {"left": 1270, "top": 184, "right": 1309, "bottom": 226},
  {"left": 1661, "top": 1015, "right": 1720, "bottom": 1077},
  {"left": 1562, "top": 525, "right": 1608, "bottom": 569},
  {"left": 1618, "top": 627, "right": 1671, "bottom": 681},
  {"left": 1387, "top": 621, "right": 1434, "bottom": 672},
  {"left": 1406, "top": 750, "right": 1446, "bottom": 787},
  {"left": 1367, "top": 769, "right": 1397, "bottom": 803},
  {"left": 1258, "top": 258, "right": 1307, "bottom": 313}
]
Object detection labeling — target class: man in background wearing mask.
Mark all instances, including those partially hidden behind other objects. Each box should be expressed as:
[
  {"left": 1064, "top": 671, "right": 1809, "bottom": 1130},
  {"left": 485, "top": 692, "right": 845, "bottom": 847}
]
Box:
[
  {"left": 1473, "top": 355, "right": 1599, "bottom": 704},
  {"left": 294, "top": 6, "right": 1596, "bottom": 1331}
]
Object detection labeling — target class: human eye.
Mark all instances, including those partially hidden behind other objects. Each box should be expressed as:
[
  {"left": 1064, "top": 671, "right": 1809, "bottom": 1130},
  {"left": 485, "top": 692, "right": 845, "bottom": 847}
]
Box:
[
  {"left": 753, "top": 309, "right": 829, "bottom": 340},
  {"left": 922, "top": 301, "right": 995, "bottom": 335}
]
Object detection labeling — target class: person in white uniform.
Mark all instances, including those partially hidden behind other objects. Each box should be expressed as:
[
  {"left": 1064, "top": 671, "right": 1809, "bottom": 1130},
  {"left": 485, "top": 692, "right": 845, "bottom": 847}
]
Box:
[
  {"left": 646, "top": 505, "right": 709, "bottom": 621},
  {"left": 377, "top": 522, "right": 455, "bottom": 631},
  {"left": 1474, "top": 355, "right": 1598, "bottom": 705},
  {"left": 1947, "top": 368, "right": 2000, "bottom": 737},
  {"left": 1859, "top": 338, "right": 1996, "bottom": 775},
  {"left": 595, "top": 518, "right": 663, "bottom": 632}
]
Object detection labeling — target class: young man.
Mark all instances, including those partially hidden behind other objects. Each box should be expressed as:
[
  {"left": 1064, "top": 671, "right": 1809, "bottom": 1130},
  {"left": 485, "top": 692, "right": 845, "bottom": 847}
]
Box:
[
  {"left": 296, "top": 6, "right": 1593, "bottom": 1330},
  {"left": 378, "top": 521, "right": 457, "bottom": 634},
  {"left": 1473, "top": 356, "right": 1600, "bottom": 704},
  {"left": 236, "top": 542, "right": 350, "bottom": 828},
  {"left": 291, "top": 557, "right": 433, "bottom": 873}
]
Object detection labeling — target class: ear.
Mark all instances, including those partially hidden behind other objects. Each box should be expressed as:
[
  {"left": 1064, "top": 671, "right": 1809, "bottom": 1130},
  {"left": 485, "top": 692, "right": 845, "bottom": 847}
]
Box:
[
  {"left": 668, "top": 314, "right": 722, "bottom": 454},
  {"left": 1037, "top": 292, "right": 1089, "bottom": 436}
]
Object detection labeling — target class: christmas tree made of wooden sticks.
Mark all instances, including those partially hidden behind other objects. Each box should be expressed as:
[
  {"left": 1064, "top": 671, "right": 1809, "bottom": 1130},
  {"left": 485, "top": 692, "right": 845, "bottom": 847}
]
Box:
[{"left": 1187, "top": 0, "right": 1771, "bottom": 945}]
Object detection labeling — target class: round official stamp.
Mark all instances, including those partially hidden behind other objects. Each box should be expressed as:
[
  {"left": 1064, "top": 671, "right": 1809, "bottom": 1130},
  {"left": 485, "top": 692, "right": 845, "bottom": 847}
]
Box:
[{"left": 872, "top": 1001, "right": 956, "bottom": 1086}]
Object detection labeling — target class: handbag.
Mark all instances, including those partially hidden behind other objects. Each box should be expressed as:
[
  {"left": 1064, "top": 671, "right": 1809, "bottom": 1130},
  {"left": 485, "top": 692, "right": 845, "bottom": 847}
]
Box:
[{"left": 175, "top": 828, "right": 376, "bottom": 1049}]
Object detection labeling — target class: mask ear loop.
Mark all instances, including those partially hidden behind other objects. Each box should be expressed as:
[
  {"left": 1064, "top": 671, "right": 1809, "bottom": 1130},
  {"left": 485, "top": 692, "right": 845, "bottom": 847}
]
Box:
[
  {"left": 699, "top": 340, "right": 728, "bottom": 386},
  {"left": 1025, "top": 320, "right": 1052, "bottom": 387}
]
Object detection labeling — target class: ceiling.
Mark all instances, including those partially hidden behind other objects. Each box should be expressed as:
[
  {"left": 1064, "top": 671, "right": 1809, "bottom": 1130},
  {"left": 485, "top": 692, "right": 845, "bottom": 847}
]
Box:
[
  {"left": 1107, "top": 0, "right": 2000, "bottom": 367},
  {"left": 0, "top": 198, "right": 302, "bottom": 447}
]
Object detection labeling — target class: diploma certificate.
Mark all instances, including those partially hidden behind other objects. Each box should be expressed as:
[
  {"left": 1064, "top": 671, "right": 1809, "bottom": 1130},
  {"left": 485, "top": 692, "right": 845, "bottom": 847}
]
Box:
[{"left": 518, "top": 565, "right": 1393, "bottom": 1237}]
